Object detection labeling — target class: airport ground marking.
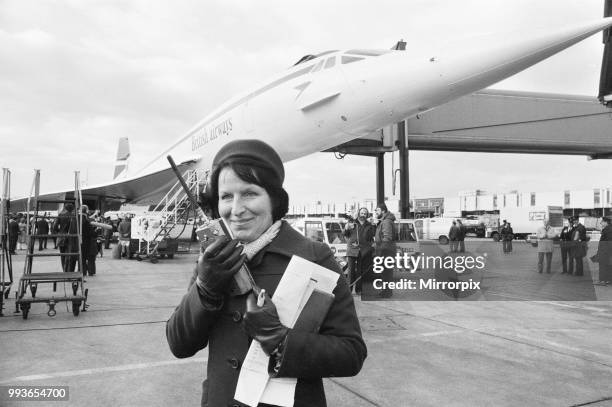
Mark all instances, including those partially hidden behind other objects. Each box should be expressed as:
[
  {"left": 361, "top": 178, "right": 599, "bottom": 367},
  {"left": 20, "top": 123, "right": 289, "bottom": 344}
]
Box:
[
  {"left": 327, "top": 378, "right": 382, "bottom": 407},
  {"left": 0, "top": 320, "right": 168, "bottom": 333},
  {"left": 569, "top": 396, "right": 612, "bottom": 407},
  {"left": 0, "top": 358, "right": 208, "bottom": 385}
]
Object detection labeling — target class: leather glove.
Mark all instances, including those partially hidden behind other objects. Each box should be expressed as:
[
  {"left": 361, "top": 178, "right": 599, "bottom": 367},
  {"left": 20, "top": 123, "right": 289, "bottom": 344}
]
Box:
[
  {"left": 196, "top": 236, "right": 246, "bottom": 298},
  {"left": 243, "top": 292, "right": 289, "bottom": 355}
]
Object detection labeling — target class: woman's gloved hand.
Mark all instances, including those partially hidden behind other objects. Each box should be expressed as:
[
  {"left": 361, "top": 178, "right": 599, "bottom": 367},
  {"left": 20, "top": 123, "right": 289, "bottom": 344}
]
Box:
[
  {"left": 243, "top": 291, "right": 289, "bottom": 355},
  {"left": 196, "top": 236, "right": 246, "bottom": 298}
]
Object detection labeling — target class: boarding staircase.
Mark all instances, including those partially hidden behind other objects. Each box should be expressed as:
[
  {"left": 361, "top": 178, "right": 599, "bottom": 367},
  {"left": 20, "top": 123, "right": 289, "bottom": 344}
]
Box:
[
  {"left": 135, "top": 168, "right": 204, "bottom": 262},
  {"left": 16, "top": 171, "right": 88, "bottom": 319}
]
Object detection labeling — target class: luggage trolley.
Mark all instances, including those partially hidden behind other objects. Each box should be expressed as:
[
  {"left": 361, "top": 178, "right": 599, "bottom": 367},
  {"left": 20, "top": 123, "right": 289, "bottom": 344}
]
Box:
[{"left": 16, "top": 171, "right": 88, "bottom": 319}]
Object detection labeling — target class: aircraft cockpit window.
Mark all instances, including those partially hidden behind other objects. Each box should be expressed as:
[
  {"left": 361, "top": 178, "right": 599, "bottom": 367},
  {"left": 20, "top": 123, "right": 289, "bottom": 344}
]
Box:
[
  {"left": 345, "top": 49, "right": 391, "bottom": 57},
  {"left": 311, "top": 60, "right": 325, "bottom": 73},
  {"left": 293, "top": 50, "right": 338, "bottom": 66},
  {"left": 294, "top": 55, "right": 316, "bottom": 66},
  {"left": 341, "top": 55, "right": 364, "bottom": 65},
  {"left": 324, "top": 57, "right": 335, "bottom": 69},
  {"left": 314, "top": 50, "right": 339, "bottom": 59}
]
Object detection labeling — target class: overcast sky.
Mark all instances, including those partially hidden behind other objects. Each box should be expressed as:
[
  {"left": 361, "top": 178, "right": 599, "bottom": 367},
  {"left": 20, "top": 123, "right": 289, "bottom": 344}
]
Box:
[{"left": 1, "top": 0, "right": 611, "bottom": 207}]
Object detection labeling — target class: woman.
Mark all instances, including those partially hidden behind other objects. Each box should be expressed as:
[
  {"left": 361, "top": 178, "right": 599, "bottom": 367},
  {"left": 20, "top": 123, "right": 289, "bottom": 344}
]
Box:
[{"left": 166, "top": 140, "right": 366, "bottom": 407}]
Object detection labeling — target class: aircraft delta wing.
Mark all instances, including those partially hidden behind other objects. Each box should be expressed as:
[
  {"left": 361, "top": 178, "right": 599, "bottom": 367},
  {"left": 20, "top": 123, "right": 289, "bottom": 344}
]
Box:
[{"left": 10, "top": 17, "right": 612, "bottom": 211}]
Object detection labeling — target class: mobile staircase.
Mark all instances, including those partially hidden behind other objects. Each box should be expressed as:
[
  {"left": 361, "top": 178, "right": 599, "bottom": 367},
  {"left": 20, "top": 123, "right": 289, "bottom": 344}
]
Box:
[
  {"left": 135, "top": 168, "right": 203, "bottom": 263},
  {"left": 16, "top": 171, "right": 88, "bottom": 319}
]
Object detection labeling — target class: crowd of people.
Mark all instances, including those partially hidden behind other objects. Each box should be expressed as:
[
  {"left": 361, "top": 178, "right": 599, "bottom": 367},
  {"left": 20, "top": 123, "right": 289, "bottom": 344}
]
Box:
[
  {"left": 343, "top": 203, "right": 396, "bottom": 298},
  {"left": 5, "top": 207, "right": 118, "bottom": 276}
]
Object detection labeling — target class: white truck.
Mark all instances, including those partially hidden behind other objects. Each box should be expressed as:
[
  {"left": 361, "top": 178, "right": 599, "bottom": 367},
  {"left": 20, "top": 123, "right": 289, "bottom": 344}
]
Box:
[
  {"left": 413, "top": 217, "right": 457, "bottom": 244},
  {"left": 495, "top": 205, "right": 564, "bottom": 241}
]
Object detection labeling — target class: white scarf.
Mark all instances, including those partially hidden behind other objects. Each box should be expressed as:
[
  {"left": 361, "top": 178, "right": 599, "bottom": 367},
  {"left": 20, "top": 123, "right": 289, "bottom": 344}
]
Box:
[{"left": 240, "top": 220, "right": 282, "bottom": 260}]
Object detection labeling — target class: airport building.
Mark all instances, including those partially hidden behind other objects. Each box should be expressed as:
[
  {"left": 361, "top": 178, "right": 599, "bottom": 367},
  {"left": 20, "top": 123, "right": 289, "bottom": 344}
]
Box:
[{"left": 288, "top": 186, "right": 612, "bottom": 218}]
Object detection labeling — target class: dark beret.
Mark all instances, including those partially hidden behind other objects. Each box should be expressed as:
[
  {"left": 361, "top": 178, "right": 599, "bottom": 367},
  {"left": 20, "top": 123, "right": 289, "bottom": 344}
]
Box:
[{"left": 212, "top": 139, "right": 284, "bottom": 184}]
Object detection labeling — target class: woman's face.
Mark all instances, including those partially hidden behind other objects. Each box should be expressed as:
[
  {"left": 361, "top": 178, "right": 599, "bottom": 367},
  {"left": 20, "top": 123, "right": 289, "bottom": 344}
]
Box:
[{"left": 217, "top": 167, "right": 273, "bottom": 243}]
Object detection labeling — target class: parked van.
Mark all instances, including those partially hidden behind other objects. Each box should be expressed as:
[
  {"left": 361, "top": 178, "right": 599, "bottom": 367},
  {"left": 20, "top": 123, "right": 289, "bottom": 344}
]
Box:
[
  {"left": 413, "top": 217, "right": 457, "bottom": 244},
  {"left": 290, "top": 217, "right": 348, "bottom": 269}
]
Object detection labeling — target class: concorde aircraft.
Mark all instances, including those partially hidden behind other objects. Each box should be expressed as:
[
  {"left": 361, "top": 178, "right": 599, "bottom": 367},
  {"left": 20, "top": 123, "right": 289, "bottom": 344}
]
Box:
[{"left": 10, "top": 17, "right": 612, "bottom": 209}]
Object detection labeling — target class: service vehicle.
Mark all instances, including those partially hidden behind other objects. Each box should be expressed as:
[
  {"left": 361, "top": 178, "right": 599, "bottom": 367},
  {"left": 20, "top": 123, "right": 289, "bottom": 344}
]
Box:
[
  {"left": 290, "top": 217, "right": 349, "bottom": 269},
  {"left": 462, "top": 216, "right": 486, "bottom": 237},
  {"left": 393, "top": 219, "right": 422, "bottom": 271},
  {"left": 495, "top": 205, "right": 563, "bottom": 242},
  {"left": 413, "top": 217, "right": 457, "bottom": 244}
]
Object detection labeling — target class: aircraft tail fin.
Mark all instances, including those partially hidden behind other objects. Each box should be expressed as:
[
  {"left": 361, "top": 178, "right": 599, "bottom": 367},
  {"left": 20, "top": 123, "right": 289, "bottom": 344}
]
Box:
[{"left": 113, "top": 137, "right": 130, "bottom": 179}]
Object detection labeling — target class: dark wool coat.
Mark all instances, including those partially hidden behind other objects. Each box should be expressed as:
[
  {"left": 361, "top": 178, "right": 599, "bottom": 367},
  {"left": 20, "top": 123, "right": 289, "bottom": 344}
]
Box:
[
  {"left": 374, "top": 211, "right": 396, "bottom": 256},
  {"left": 597, "top": 224, "right": 612, "bottom": 281},
  {"left": 344, "top": 220, "right": 375, "bottom": 257},
  {"left": 570, "top": 223, "right": 588, "bottom": 258},
  {"left": 166, "top": 221, "right": 367, "bottom": 407}
]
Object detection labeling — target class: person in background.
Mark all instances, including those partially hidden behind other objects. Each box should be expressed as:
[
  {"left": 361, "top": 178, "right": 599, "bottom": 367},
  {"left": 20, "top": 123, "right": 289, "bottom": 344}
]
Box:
[
  {"left": 117, "top": 216, "right": 132, "bottom": 259},
  {"left": 456, "top": 219, "right": 466, "bottom": 253},
  {"left": 166, "top": 139, "right": 366, "bottom": 407},
  {"left": 92, "top": 211, "right": 104, "bottom": 258},
  {"left": 593, "top": 216, "right": 612, "bottom": 286},
  {"left": 103, "top": 217, "right": 114, "bottom": 250},
  {"left": 80, "top": 205, "right": 98, "bottom": 276},
  {"left": 569, "top": 216, "right": 588, "bottom": 276},
  {"left": 374, "top": 203, "right": 396, "bottom": 298},
  {"left": 54, "top": 203, "right": 79, "bottom": 272},
  {"left": 17, "top": 216, "right": 27, "bottom": 250},
  {"left": 500, "top": 221, "right": 514, "bottom": 254},
  {"left": 344, "top": 207, "right": 375, "bottom": 295},
  {"left": 448, "top": 221, "right": 459, "bottom": 253},
  {"left": 536, "top": 219, "right": 556, "bottom": 274},
  {"left": 47, "top": 215, "right": 56, "bottom": 249},
  {"left": 35, "top": 213, "right": 49, "bottom": 251},
  {"left": 8, "top": 215, "right": 19, "bottom": 254},
  {"left": 559, "top": 217, "right": 573, "bottom": 274}
]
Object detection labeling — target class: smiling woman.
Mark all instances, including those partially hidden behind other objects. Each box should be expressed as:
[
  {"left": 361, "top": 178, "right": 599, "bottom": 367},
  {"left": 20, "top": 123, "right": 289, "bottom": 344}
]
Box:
[{"left": 166, "top": 139, "right": 367, "bottom": 407}]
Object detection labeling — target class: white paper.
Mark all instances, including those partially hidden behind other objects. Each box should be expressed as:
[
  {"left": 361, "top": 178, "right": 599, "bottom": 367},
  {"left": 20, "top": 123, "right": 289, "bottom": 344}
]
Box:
[
  {"left": 233, "top": 342, "right": 271, "bottom": 407},
  {"left": 234, "top": 256, "right": 339, "bottom": 407}
]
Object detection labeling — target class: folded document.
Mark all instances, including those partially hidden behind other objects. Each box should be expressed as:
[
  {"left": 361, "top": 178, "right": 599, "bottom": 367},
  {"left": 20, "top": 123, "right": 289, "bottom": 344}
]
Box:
[{"left": 234, "top": 255, "right": 338, "bottom": 407}]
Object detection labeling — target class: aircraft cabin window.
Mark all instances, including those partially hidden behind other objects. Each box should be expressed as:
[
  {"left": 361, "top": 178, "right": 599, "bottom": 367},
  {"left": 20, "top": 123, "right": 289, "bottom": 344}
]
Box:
[
  {"left": 324, "top": 57, "right": 335, "bottom": 69},
  {"left": 341, "top": 56, "right": 364, "bottom": 64},
  {"left": 311, "top": 60, "right": 325, "bottom": 73}
]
